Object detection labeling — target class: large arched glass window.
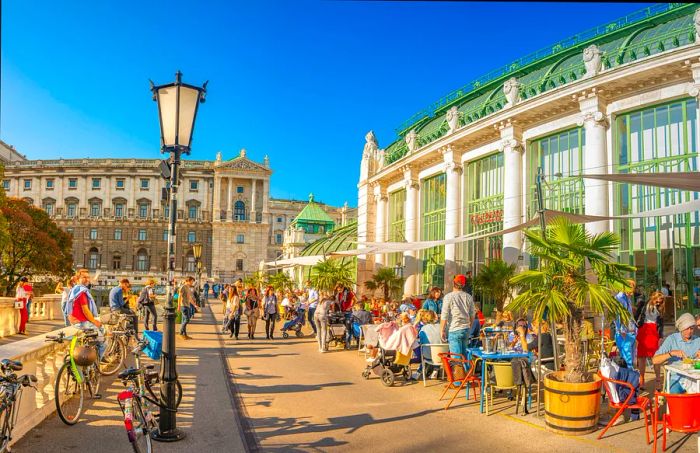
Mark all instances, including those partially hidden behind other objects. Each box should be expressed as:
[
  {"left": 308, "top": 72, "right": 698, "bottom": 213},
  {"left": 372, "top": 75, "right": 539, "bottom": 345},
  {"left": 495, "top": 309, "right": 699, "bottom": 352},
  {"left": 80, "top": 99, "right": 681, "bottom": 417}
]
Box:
[
  {"left": 234, "top": 201, "right": 246, "bottom": 221},
  {"left": 88, "top": 247, "right": 99, "bottom": 270},
  {"left": 136, "top": 249, "right": 149, "bottom": 271}
]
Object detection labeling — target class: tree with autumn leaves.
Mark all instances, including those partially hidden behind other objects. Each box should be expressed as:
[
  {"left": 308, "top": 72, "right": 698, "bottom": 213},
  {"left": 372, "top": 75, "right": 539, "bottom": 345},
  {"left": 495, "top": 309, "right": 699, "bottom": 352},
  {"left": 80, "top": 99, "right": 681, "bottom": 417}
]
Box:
[{"left": 0, "top": 170, "right": 73, "bottom": 295}]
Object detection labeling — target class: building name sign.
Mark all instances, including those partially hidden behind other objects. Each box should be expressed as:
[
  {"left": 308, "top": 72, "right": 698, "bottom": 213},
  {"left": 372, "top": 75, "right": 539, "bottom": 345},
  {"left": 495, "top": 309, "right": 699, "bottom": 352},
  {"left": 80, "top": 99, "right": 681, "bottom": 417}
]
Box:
[{"left": 470, "top": 209, "right": 503, "bottom": 226}]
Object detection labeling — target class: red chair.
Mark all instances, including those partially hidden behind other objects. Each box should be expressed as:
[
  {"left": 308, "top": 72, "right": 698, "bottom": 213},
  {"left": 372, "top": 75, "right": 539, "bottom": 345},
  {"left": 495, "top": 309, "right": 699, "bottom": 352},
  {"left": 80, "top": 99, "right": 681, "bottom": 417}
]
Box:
[
  {"left": 597, "top": 372, "right": 651, "bottom": 443},
  {"left": 438, "top": 352, "right": 481, "bottom": 411},
  {"left": 652, "top": 392, "right": 700, "bottom": 452}
]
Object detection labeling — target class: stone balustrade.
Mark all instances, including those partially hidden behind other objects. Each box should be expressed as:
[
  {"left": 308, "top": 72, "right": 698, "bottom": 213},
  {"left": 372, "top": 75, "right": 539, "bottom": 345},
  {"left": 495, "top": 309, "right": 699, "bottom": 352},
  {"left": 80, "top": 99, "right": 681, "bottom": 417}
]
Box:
[
  {"left": 0, "top": 295, "right": 63, "bottom": 337},
  {"left": 0, "top": 326, "right": 77, "bottom": 447}
]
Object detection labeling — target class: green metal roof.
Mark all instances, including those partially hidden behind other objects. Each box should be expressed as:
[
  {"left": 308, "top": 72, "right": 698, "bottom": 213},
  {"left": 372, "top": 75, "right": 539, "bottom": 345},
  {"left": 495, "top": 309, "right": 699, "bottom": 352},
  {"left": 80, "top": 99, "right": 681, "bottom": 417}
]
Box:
[
  {"left": 291, "top": 193, "right": 335, "bottom": 227},
  {"left": 384, "top": 3, "right": 697, "bottom": 166}
]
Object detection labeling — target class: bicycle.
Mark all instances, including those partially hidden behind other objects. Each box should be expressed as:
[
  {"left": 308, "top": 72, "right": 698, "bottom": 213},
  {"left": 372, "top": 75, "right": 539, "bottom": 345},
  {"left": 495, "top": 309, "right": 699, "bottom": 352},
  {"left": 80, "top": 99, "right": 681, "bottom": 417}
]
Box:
[
  {"left": 101, "top": 313, "right": 138, "bottom": 376},
  {"left": 0, "top": 359, "right": 37, "bottom": 452},
  {"left": 46, "top": 330, "right": 102, "bottom": 425},
  {"left": 131, "top": 338, "right": 182, "bottom": 410}
]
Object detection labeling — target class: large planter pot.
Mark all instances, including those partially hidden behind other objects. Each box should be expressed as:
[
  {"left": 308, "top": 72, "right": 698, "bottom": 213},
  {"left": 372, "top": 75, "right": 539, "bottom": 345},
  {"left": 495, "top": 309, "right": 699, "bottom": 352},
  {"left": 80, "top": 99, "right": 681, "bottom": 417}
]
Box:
[{"left": 544, "top": 371, "right": 602, "bottom": 435}]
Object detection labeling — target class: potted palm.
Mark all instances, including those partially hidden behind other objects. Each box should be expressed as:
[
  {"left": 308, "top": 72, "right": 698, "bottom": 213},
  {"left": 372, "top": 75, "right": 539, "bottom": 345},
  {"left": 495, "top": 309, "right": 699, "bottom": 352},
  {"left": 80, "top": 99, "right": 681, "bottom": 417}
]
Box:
[
  {"left": 310, "top": 259, "right": 354, "bottom": 292},
  {"left": 473, "top": 259, "right": 517, "bottom": 314},
  {"left": 364, "top": 267, "right": 404, "bottom": 300},
  {"left": 508, "top": 217, "right": 633, "bottom": 435}
]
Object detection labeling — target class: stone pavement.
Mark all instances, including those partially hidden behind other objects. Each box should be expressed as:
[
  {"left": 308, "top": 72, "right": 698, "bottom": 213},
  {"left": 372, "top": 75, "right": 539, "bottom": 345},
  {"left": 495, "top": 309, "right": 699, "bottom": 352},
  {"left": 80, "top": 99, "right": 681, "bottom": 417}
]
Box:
[
  {"left": 13, "top": 303, "right": 247, "bottom": 453},
  {"left": 0, "top": 318, "right": 66, "bottom": 346},
  {"left": 211, "top": 301, "right": 698, "bottom": 453}
]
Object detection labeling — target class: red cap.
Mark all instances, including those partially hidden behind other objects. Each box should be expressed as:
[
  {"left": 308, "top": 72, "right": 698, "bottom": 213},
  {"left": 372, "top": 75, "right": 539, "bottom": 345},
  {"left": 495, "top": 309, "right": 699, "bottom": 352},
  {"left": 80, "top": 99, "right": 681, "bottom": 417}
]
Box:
[{"left": 454, "top": 274, "right": 467, "bottom": 286}]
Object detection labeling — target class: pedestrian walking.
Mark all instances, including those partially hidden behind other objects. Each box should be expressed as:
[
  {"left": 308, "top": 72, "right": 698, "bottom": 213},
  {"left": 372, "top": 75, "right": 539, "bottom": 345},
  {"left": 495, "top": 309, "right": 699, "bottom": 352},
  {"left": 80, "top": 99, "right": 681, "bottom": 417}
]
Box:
[
  {"left": 306, "top": 281, "right": 319, "bottom": 336},
  {"left": 227, "top": 285, "right": 242, "bottom": 339},
  {"left": 138, "top": 278, "right": 158, "bottom": 332},
  {"left": 203, "top": 281, "right": 210, "bottom": 302},
  {"left": 178, "top": 276, "right": 197, "bottom": 339},
  {"left": 314, "top": 292, "right": 332, "bottom": 352},
  {"left": 440, "top": 274, "right": 476, "bottom": 361},
  {"left": 15, "top": 277, "right": 33, "bottom": 335},
  {"left": 263, "top": 286, "right": 278, "bottom": 339},
  {"left": 245, "top": 285, "right": 260, "bottom": 339}
]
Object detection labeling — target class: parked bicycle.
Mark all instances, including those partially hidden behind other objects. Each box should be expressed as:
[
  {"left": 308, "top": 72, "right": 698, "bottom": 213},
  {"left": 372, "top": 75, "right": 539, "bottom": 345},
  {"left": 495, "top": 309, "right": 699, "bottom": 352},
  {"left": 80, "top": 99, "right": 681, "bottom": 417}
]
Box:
[
  {"left": 130, "top": 338, "right": 182, "bottom": 410},
  {"left": 46, "top": 330, "right": 101, "bottom": 425},
  {"left": 100, "top": 313, "right": 138, "bottom": 376},
  {"left": 0, "top": 359, "right": 37, "bottom": 452}
]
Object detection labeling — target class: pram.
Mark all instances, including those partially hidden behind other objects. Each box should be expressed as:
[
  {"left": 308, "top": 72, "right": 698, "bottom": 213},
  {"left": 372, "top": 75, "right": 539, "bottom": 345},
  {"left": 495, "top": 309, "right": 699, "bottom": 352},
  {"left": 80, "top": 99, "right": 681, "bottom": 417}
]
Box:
[
  {"left": 362, "top": 346, "right": 412, "bottom": 387},
  {"left": 281, "top": 308, "right": 305, "bottom": 339},
  {"left": 326, "top": 312, "right": 347, "bottom": 349}
]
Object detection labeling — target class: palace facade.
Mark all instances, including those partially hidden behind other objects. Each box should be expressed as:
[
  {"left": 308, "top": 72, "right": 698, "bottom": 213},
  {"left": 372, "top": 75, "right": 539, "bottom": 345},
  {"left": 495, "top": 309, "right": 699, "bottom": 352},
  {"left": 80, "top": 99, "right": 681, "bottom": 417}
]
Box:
[
  {"left": 357, "top": 4, "right": 700, "bottom": 314},
  {"left": 1, "top": 149, "right": 351, "bottom": 285}
]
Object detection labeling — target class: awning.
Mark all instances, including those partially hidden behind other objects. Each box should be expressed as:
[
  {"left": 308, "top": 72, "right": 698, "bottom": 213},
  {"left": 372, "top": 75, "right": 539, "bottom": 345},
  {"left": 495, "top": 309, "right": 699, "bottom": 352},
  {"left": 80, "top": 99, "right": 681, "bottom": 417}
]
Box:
[{"left": 583, "top": 172, "right": 700, "bottom": 192}]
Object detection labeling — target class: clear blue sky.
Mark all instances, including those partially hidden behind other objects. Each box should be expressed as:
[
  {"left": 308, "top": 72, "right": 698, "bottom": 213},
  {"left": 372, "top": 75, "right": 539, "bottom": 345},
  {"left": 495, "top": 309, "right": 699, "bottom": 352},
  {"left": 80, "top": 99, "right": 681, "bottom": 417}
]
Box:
[{"left": 2, "top": 1, "right": 649, "bottom": 206}]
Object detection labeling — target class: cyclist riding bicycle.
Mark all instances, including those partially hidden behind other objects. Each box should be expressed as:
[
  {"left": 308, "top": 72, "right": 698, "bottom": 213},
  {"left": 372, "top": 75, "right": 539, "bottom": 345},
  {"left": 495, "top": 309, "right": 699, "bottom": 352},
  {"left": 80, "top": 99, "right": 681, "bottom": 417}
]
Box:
[
  {"left": 109, "top": 278, "right": 140, "bottom": 340},
  {"left": 63, "top": 268, "right": 106, "bottom": 358}
]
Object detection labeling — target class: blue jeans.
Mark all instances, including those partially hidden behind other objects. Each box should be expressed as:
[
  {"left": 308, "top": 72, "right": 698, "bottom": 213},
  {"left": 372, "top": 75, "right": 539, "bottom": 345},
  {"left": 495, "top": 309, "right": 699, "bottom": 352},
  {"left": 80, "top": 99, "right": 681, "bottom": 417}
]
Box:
[
  {"left": 447, "top": 328, "right": 469, "bottom": 360},
  {"left": 308, "top": 307, "right": 317, "bottom": 334},
  {"left": 180, "top": 306, "right": 192, "bottom": 335}
]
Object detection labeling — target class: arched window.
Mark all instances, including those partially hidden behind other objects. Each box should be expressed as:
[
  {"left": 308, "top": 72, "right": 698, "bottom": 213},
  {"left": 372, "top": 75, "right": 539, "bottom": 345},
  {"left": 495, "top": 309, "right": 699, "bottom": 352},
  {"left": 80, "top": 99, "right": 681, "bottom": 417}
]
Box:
[
  {"left": 88, "top": 247, "right": 99, "bottom": 270},
  {"left": 234, "top": 201, "right": 246, "bottom": 221},
  {"left": 136, "top": 248, "right": 149, "bottom": 271},
  {"left": 185, "top": 251, "right": 196, "bottom": 273}
]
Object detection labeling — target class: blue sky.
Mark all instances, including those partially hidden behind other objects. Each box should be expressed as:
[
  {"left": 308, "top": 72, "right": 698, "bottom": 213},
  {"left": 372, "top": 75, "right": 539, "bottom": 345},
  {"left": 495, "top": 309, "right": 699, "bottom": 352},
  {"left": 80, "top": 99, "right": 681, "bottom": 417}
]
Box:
[{"left": 2, "top": 1, "right": 649, "bottom": 206}]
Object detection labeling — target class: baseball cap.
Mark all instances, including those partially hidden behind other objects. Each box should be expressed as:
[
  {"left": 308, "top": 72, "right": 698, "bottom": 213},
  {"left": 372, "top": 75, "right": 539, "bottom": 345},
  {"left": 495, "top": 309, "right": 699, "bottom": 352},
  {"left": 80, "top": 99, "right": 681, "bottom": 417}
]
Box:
[{"left": 454, "top": 274, "right": 467, "bottom": 286}]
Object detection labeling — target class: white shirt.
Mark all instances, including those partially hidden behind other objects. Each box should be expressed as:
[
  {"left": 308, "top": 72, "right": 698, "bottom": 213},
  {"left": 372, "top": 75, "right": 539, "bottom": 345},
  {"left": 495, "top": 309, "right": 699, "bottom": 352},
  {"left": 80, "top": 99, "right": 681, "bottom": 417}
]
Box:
[{"left": 281, "top": 297, "right": 290, "bottom": 307}]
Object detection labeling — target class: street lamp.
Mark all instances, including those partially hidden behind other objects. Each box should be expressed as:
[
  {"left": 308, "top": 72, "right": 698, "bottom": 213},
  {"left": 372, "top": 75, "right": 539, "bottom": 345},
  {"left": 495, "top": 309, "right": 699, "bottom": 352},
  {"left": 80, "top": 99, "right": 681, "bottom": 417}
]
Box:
[
  {"left": 150, "top": 70, "right": 207, "bottom": 442},
  {"left": 192, "top": 242, "right": 203, "bottom": 303}
]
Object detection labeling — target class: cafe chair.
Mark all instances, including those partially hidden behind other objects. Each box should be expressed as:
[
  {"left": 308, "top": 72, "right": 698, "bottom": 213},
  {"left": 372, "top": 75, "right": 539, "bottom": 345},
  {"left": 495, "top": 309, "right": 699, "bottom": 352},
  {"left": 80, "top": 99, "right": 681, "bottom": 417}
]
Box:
[
  {"left": 484, "top": 361, "right": 519, "bottom": 416},
  {"left": 652, "top": 392, "right": 700, "bottom": 452},
  {"left": 438, "top": 352, "right": 481, "bottom": 411},
  {"left": 420, "top": 343, "right": 449, "bottom": 386},
  {"left": 597, "top": 372, "right": 650, "bottom": 443}
]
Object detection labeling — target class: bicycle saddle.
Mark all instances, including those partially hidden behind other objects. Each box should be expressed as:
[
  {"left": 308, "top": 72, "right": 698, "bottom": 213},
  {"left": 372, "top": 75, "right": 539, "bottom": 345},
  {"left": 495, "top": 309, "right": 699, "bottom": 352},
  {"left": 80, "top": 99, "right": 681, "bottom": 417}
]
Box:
[
  {"left": 118, "top": 367, "right": 141, "bottom": 380},
  {"left": 1, "top": 359, "right": 22, "bottom": 371}
]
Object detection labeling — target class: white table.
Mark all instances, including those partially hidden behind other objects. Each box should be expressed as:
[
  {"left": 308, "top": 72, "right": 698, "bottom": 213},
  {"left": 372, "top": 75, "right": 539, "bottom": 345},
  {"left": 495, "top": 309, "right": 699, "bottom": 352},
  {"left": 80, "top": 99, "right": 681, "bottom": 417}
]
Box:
[{"left": 663, "top": 362, "right": 700, "bottom": 453}]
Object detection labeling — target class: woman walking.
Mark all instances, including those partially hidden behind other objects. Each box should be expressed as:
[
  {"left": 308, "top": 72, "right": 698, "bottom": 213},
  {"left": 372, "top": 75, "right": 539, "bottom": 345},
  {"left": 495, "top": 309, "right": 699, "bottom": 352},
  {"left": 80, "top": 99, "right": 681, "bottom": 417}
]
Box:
[
  {"left": 227, "top": 286, "right": 242, "bottom": 339},
  {"left": 635, "top": 290, "right": 664, "bottom": 389},
  {"left": 314, "top": 292, "right": 332, "bottom": 352},
  {"left": 263, "top": 286, "right": 278, "bottom": 340},
  {"left": 245, "top": 285, "right": 260, "bottom": 339}
]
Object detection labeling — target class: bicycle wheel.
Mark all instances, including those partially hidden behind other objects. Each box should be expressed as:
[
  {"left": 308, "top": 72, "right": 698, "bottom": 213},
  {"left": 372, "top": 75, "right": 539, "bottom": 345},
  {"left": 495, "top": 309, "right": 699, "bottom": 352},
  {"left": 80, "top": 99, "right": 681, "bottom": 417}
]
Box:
[
  {"left": 87, "top": 363, "right": 101, "bottom": 397},
  {"left": 100, "top": 336, "right": 126, "bottom": 376},
  {"left": 145, "top": 376, "right": 182, "bottom": 409},
  {"left": 0, "top": 403, "right": 12, "bottom": 453},
  {"left": 55, "top": 361, "right": 84, "bottom": 425},
  {"left": 130, "top": 398, "right": 153, "bottom": 453}
]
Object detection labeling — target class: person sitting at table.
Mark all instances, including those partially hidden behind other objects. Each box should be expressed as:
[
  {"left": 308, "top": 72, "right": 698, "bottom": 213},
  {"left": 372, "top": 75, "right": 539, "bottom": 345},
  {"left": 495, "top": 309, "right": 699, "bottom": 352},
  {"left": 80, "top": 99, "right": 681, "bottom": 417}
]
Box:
[
  {"left": 421, "top": 287, "right": 443, "bottom": 317},
  {"left": 495, "top": 310, "right": 514, "bottom": 329},
  {"left": 532, "top": 320, "right": 555, "bottom": 370},
  {"left": 507, "top": 318, "right": 536, "bottom": 353},
  {"left": 416, "top": 310, "right": 441, "bottom": 378},
  {"left": 652, "top": 312, "right": 700, "bottom": 393}
]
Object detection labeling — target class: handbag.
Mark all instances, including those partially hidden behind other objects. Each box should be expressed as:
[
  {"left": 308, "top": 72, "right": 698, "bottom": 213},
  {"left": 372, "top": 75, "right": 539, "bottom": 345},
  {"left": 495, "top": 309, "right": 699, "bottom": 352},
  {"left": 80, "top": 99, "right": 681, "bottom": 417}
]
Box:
[{"left": 14, "top": 300, "right": 23, "bottom": 310}]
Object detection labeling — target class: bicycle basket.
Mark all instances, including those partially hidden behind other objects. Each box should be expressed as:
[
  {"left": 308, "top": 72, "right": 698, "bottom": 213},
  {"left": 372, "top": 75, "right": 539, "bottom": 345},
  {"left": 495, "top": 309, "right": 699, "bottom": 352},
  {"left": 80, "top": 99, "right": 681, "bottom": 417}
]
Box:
[
  {"left": 142, "top": 330, "right": 163, "bottom": 361},
  {"left": 72, "top": 345, "right": 98, "bottom": 367}
]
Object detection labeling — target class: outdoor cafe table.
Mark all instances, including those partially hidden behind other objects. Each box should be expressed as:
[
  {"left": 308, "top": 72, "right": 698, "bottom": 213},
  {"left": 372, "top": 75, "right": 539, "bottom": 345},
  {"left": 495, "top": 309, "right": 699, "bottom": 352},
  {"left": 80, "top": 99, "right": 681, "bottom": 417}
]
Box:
[
  {"left": 467, "top": 348, "right": 531, "bottom": 413},
  {"left": 661, "top": 362, "right": 700, "bottom": 452}
]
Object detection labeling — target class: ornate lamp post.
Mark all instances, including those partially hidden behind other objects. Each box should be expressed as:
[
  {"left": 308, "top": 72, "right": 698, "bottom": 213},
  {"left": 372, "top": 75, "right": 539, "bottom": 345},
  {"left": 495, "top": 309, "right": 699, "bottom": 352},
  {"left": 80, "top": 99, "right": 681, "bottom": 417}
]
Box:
[
  {"left": 150, "top": 71, "right": 207, "bottom": 442},
  {"left": 192, "top": 242, "right": 203, "bottom": 301}
]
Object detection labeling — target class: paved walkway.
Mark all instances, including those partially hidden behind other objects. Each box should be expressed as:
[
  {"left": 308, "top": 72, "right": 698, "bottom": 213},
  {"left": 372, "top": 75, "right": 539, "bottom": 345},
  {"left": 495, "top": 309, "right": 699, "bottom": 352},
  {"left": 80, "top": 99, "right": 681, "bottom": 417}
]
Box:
[
  {"left": 0, "top": 318, "right": 65, "bottom": 346},
  {"left": 13, "top": 304, "right": 247, "bottom": 453},
  {"left": 211, "top": 302, "right": 697, "bottom": 453}
]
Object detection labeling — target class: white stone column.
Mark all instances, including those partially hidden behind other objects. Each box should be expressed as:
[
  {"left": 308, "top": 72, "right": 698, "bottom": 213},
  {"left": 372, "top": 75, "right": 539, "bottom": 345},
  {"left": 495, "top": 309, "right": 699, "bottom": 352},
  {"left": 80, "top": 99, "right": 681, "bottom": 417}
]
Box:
[
  {"left": 403, "top": 166, "right": 420, "bottom": 295},
  {"left": 500, "top": 125, "right": 524, "bottom": 264},
  {"left": 212, "top": 174, "right": 221, "bottom": 222},
  {"left": 226, "top": 177, "right": 232, "bottom": 222},
  {"left": 579, "top": 94, "right": 610, "bottom": 235},
  {"left": 262, "top": 179, "right": 270, "bottom": 221},
  {"left": 442, "top": 145, "right": 463, "bottom": 286},
  {"left": 250, "top": 179, "right": 257, "bottom": 223},
  {"left": 373, "top": 184, "right": 387, "bottom": 267}
]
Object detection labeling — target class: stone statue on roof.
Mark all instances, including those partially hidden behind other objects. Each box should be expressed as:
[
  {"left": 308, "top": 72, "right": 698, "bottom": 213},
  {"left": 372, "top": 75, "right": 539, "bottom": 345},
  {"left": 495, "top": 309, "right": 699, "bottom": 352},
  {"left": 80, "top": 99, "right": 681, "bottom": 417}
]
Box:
[
  {"left": 503, "top": 77, "right": 521, "bottom": 108},
  {"left": 694, "top": 9, "right": 700, "bottom": 40},
  {"left": 446, "top": 106, "right": 459, "bottom": 134},
  {"left": 583, "top": 44, "right": 602, "bottom": 79},
  {"left": 363, "top": 131, "right": 379, "bottom": 159},
  {"left": 405, "top": 130, "right": 418, "bottom": 152}
]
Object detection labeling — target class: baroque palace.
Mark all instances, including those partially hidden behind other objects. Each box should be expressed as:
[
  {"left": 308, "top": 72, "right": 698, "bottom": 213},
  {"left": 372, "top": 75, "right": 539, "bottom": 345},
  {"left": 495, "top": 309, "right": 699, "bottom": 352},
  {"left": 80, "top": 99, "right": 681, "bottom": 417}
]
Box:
[
  {"left": 0, "top": 147, "right": 353, "bottom": 285},
  {"left": 357, "top": 4, "right": 700, "bottom": 314}
]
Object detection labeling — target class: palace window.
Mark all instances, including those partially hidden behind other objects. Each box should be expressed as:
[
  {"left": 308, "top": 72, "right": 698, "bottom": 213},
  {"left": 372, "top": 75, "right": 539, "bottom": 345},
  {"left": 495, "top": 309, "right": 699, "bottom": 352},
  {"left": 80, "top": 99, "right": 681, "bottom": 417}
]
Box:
[
  {"left": 116, "top": 179, "right": 125, "bottom": 189},
  {"left": 114, "top": 203, "right": 125, "bottom": 218},
  {"left": 136, "top": 249, "right": 149, "bottom": 271},
  {"left": 89, "top": 229, "right": 98, "bottom": 240},
  {"left": 92, "top": 178, "right": 101, "bottom": 189},
  {"left": 67, "top": 203, "right": 77, "bottom": 218},
  {"left": 190, "top": 180, "right": 199, "bottom": 191},
  {"left": 188, "top": 205, "right": 198, "bottom": 220},
  {"left": 234, "top": 201, "right": 246, "bottom": 221},
  {"left": 387, "top": 189, "right": 406, "bottom": 269},
  {"left": 236, "top": 259, "right": 244, "bottom": 271},
  {"left": 88, "top": 247, "right": 99, "bottom": 270},
  {"left": 420, "top": 173, "right": 446, "bottom": 292},
  {"left": 138, "top": 229, "right": 147, "bottom": 241},
  {"left": 90, "top": 201, "right": 101, "bottom": 218},
  {"left": 275, "top": 233, "right": 282, "bottom": 244},
  {"left": 140, "top": 178, "right": 149, "bottom": 190},
  {"left": 138, "top": 203, "right": 149, "bottom": 219},
  {"left": 23, "top": 179, "right": 31, "bottom": 190},
  {"left": 236, "top": 234, "right": 245, "bottom": 244},
  {"left": 1, "top": 180, "right": 9, "bottom": 191},
  {"left": 236, "top": 186, "right": 244, "bottom": 194},
  {"left": 185, "top": 253, "right": 196, "bottom": 273},
  {"left": 114, "top": 229, "right": 122, "bottom": 240},
  {"left": 68, "top": 178, "right": 77, "bottom": 189},
  {"left": 45, "top": 179, "right": 54, "bottom": 190},
  {"left": 43, "top": 201, "right": 55, "bottom": 216},
  {"left": 188, "top": 231, "right": 196, "bottom": 243},
  {"left": 112, "top": 255, "right": 121, "bottom": 270},
  {"left": 162, "top": 229, "right": 168, "bottom": 241}
]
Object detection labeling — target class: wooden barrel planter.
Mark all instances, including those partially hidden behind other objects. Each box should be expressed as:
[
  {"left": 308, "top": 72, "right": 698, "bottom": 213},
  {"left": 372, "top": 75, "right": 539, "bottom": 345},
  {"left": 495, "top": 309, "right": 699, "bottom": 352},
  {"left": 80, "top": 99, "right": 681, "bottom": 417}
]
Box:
[{"left": 544, "top": 371, "right": 602, "bottom": 435}]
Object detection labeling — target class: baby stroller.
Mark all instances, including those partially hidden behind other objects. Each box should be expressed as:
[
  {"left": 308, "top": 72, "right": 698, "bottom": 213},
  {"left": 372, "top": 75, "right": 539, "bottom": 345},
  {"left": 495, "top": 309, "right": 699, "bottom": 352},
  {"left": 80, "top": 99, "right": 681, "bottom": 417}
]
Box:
[
  {"left": 326, "top": 312, "right": 347, "bottom": 349},
  {"left": 281, "top": 308, "right": 305, "bottom": 339},
  {"left": 362, "top": 347, "right": 412, "bottom": 387}
]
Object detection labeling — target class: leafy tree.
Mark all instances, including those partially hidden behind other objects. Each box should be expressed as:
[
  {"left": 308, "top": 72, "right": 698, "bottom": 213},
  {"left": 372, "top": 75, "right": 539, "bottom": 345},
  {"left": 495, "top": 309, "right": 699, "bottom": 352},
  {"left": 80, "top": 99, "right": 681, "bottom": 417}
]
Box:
[
  {"left": 310, "top": 259, "right": 354, "bottom": 292},
  {"left": 364, "top": 267, "right": 404, "bottom": 300},
  {"left": 508, "top": 217, "right": 634, "bottom": 383},
  {"left": 244, "top": 271, "right": 267, "bottom": 293},
  {"left": 473, "top": 259, "right": 517, "bottom": 312},
  {"left": 0, "top": 198, "right": 74, "bottom": 295},
  {"left": 268, "top": 271, "right": 294, "bottom": 293}
]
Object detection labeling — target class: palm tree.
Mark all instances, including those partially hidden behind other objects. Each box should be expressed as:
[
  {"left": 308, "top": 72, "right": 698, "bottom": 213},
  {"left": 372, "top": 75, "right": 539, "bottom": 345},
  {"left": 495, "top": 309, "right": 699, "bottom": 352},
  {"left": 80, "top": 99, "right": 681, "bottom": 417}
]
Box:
[
  {"left": 310, "top": 259, "right": 354, "bottom": 292},
  {"left": 244, "top": 271, "right": 267, "bottom": 292},
  {"left": 268, "top": 271, "right": 294, "bottom": 293},
  {"left": 473, "top": 259, "right": 517, "bottom": 313},
  {"left": 508, "top": 217, "right": 634, "bottom": 383},
  {"left": 364, "top": 267, "right": 404, "bottom": 300}
]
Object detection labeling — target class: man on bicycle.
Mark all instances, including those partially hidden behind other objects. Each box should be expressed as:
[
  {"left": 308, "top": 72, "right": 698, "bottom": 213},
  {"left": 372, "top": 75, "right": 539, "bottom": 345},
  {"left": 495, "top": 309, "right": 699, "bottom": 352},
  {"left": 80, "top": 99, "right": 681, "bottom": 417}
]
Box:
[
  {"left": 65, "top": 269, "right": 105, "bottom": 358},
  {"left": 109, "top": 278, "right": 140, "bottom": 340}
]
